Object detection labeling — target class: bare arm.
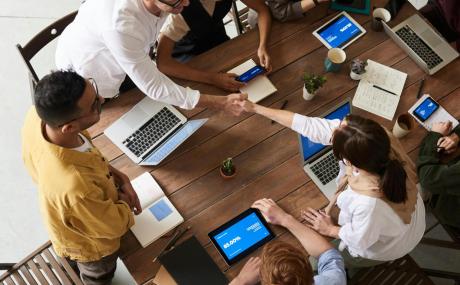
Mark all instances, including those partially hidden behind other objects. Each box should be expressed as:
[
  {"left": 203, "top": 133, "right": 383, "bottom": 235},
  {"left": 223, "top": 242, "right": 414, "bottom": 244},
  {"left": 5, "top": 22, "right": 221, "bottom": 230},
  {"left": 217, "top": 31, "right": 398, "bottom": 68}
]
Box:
[
  {"left": 241, "top": 0, "right": 272, "bottom": 70},
  {"left": 156, "top": 34, "right": 244, "bottom": 91},
  {"left": 243, "top": 101, "right": 294, "bottom": 128},
  {"left": 252, "top": 199, "right": 332, "bottom": 258}
]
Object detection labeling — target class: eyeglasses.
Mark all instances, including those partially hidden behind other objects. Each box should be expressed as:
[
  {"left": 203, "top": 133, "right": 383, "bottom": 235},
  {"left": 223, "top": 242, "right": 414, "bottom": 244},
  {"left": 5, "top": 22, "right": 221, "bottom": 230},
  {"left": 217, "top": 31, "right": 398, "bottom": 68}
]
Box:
[
  {"left": 158, "top": 0, "right": 183, "bottom": 8},
  {"left": 58, "top": 78, "right": 102, "bottom": 126}
]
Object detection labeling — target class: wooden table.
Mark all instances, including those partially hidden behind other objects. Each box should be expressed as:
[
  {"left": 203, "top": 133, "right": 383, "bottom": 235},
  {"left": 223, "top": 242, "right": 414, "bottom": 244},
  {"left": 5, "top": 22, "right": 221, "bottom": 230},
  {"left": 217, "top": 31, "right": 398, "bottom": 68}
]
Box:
[{"left": 88, "top": 1, "right": 460, "bottom": 283}]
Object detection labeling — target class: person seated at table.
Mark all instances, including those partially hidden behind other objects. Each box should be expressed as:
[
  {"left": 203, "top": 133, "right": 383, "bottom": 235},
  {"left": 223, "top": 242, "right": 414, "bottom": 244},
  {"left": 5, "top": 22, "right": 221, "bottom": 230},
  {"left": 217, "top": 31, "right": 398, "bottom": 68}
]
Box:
[
  {"left": 420, "top": 0, "right": 460, "bottom": 51},
  {"left": 56, "top": 0, "right": 247, "bottom": 116},
  {"left": 238, "top": 100, "right": 426, "bottom": 268},
  {"left": 265, "top": 0, "right": 329, "bottom": 22},
  {"left": 22, "top": 70, "right": 141, "bottom": 285},
  {"left": 156, "top": 0, "right": 272, "bottom": 92},
  {"left": 417, "top": 121, "right": 460, "bottom": 229},
  {"left": 230, "top": 198, "right": 346, "bottom": 285}
]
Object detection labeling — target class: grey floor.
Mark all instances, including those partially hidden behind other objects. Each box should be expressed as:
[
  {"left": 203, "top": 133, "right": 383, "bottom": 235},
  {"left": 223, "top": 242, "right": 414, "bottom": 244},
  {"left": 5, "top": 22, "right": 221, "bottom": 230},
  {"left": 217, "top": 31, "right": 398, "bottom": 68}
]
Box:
[{"left": 0, "top": 1, "right": 458, "bottom": 284}]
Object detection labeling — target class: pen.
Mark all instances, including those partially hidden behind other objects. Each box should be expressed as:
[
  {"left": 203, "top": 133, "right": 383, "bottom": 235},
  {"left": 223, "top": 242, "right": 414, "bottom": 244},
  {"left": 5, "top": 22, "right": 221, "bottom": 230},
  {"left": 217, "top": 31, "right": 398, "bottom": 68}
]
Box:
[
  {"left": 372, "top": 85, "right": 397, "bottom": 96},
  {"left": 271, "top": 100, "right": 288, "bottom": 124},
  {"left": 416, "top": 79, "right": 425, "bottom": 99},
  {"left": 152, "top": 226, "right": 191, "bottom": 262}
]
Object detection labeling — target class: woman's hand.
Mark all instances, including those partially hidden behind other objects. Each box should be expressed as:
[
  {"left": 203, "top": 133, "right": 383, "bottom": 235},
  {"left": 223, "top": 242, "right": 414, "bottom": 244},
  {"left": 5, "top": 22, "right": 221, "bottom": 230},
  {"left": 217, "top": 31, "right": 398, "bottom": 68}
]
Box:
[{"left": 301, "top": 207, "right": 339, "bottom": 238}]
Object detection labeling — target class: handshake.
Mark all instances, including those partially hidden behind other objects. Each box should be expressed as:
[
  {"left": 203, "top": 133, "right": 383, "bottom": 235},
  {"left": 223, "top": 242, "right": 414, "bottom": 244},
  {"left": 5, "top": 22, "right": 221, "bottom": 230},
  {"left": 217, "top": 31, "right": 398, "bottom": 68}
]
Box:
[{"left": 213, "top": 93, "right": 256, "bottom": 116}]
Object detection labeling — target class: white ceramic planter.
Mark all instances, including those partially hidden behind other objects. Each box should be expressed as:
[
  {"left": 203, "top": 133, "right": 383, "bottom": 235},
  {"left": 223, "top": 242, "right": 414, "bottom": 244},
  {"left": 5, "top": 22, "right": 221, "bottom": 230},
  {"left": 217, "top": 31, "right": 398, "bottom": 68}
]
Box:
[
  {"left": 350, "top": 70, "right": 364, "bottom": 80},
  {"left": 303, "top": 87, "right": 316, "bottom": 100}
]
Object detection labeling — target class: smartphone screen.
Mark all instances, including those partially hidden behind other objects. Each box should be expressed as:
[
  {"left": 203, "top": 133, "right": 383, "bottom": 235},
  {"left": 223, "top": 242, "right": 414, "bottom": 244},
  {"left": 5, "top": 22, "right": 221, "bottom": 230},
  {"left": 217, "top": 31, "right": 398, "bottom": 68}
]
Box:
[
  {"left": 236, "top": 66, "right": 265, "bottom": 83},
  {"left": 413, "top": 97, "right": 439, "bottom": 122}
]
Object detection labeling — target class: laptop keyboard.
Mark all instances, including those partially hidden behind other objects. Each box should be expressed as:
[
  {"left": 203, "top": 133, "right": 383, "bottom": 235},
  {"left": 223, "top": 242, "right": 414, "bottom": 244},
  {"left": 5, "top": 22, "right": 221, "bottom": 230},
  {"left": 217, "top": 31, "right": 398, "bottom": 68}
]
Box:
[
  {"left": 395, "top": 25, "right": 443, "bottom": 70},
  {"left": 310, "top": 152, "right": 340, "bottom": 185},
  {"left": 122, "top": 107, "right": 181, "bottom": 157}
]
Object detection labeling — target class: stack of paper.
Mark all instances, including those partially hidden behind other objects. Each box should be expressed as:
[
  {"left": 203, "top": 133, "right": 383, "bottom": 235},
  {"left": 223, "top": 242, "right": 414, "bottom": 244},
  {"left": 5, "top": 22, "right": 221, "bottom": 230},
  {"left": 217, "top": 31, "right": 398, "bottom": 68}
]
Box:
[
  {"left": 352, "top": 60, "right": 407, "bottom": 120},
  {"left": 228, "top": 59, "right": 277, "bottom": 103}
]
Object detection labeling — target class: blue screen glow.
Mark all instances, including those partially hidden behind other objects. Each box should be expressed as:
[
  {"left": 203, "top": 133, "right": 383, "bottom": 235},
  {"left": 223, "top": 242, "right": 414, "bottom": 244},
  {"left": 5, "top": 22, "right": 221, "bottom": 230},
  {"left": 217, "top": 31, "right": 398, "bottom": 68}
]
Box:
[
  {"left": 414, "top": 98, "right": 439, "bottom": 122},
  {"left": 318, "top": 15, "right": 362, "bottom": 48},
  {"left": 212, "top": 212, "right": 270, "bottom": 261},
  {"left": 301, "top": 102, "right": 351, "bottom": 161}
]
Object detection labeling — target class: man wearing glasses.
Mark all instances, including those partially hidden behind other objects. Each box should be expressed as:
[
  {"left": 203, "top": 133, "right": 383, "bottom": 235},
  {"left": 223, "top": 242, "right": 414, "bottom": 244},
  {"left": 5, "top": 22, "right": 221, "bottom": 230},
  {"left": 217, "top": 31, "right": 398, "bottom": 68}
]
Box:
[
  {"left": 156, "top": 0, "right": 272, "bottom": 91},
  {"left": 22, "top": 70, "right": 140, "bottom": 285},
  {"left": 56, "top": 0, "right": 247, "bottom": 115}
]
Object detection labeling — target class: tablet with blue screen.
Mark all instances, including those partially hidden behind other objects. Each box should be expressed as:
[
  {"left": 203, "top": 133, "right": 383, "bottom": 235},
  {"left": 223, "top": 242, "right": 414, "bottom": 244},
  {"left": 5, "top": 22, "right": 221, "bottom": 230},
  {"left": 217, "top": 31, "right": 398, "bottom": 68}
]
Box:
[
  {"left": 313, "top": 12, "right": 366, "bottom": 49},
  {"left": 208, "top": 208, "right": 274, "bottom": 265}
]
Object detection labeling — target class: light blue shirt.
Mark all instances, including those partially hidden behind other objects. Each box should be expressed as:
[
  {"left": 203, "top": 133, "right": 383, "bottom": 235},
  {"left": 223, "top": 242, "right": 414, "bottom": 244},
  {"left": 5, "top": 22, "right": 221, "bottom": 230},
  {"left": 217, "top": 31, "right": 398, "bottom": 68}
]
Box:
[{"left": 314, "top": 248, "right": 347, "bottom": 285}]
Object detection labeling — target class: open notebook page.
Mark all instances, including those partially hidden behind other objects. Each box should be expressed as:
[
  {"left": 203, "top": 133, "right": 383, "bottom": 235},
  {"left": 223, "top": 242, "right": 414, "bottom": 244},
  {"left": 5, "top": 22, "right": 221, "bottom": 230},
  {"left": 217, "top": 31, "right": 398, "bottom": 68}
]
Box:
[{"left": 130, "top": 172, "right": 164, "bottom": 209}]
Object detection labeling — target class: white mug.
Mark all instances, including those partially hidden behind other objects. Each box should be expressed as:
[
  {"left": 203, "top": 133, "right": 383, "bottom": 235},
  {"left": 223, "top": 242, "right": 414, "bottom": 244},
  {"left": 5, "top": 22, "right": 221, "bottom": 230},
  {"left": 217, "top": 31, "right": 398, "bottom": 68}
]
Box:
[{"left": 392, "top": 113, "right": 414, "bottom": 139}]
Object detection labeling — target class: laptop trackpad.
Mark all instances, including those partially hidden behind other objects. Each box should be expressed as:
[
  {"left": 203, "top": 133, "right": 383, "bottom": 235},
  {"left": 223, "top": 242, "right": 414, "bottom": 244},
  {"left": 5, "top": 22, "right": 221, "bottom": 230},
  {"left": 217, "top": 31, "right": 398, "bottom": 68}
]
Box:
[
  {"left": 421, "top": 30, "right": 442, "bottom": 47},
  {"left": 121, "top": 106, "right": 148, "bottom": 129}
]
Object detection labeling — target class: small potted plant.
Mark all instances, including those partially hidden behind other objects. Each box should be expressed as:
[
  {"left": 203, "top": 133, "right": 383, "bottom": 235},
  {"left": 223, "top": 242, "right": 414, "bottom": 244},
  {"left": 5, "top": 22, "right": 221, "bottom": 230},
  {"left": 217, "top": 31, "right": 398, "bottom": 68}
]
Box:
[
  {"left": 302, "top": 73, "right": 327, "bottom": 100},
  {"left": 349, "top": 59, "right": 367, "bottom": 80},
  {"left": 220, "top": 157, "right": 236, "bottom": 179}
]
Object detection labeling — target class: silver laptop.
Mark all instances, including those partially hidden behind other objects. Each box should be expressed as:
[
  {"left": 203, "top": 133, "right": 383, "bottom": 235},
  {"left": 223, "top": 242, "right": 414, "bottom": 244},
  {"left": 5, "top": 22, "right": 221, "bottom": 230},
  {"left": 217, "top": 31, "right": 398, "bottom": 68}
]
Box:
[
  {"left": 105, "top": 97, "right": 207, "bottom": 165},
  {"left": 298, "top": 99, "right": 351, "bottom": 200},
  {"left": 383, "top": 14, "right": 459, "bottom": 75}
]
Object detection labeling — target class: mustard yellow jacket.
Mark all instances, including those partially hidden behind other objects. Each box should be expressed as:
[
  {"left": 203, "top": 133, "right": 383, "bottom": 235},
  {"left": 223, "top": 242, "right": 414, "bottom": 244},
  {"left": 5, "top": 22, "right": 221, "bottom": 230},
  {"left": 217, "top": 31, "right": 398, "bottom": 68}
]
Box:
[{"left": 22, "top": 108, "right": 134, "bottom": 262}]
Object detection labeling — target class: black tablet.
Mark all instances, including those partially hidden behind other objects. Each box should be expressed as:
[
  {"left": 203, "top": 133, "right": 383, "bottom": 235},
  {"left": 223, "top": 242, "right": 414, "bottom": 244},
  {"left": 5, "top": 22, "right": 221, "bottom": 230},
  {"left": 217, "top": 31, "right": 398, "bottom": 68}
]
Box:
[{"left": 208, "top": 208, "right": 274, "bottom": 265}]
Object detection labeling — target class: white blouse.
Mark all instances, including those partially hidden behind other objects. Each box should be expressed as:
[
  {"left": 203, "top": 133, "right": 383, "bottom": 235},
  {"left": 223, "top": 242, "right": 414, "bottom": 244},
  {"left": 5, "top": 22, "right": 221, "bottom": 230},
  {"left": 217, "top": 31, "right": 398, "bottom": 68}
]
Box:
[
  {"left": 55, "top": 0, "right": 200, "bottom": 109},
  {"left": 291, "top": 113, "right": 426, "bottom": 261}
]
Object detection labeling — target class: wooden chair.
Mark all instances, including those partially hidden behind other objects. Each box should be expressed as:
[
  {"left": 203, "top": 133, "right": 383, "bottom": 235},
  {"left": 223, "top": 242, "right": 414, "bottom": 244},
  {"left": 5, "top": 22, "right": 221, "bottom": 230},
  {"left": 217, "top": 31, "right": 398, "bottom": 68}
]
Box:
[
  {"left": 0, "top": 241, "right": 83, "bottom": 285},
  {"left": 349, "top": 255, "right": 435, "bottom": 285},
  {"left": 16, "top": 10, "right": 77, "bottom": 98},
  {"left": 225, "top": 1, "right": 250, "bottom": 36}
]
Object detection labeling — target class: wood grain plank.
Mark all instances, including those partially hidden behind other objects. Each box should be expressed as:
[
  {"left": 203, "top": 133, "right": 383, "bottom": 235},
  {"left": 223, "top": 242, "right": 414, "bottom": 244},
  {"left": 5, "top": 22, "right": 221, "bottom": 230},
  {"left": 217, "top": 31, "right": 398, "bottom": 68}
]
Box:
[
  {"left": 11, "top": 272, "right": 26, "bottom": 285},
  {"left": 42, "top": 249, "right": 73, "bottom": 285},
  {"left": 26, "top": 260, "right": 47, "bottom": 285},
  {"left": 18, "top": 266, "right": 38, "bottom": 285}
]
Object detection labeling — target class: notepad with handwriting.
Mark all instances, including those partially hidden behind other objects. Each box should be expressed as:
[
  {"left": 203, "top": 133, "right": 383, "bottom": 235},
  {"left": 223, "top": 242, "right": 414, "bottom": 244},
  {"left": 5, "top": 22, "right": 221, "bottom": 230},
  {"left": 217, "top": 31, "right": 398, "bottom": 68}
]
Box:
[
  {"left": 352, "top": 60, "right": 407, "bottom": 120},
  {"left": 228, "top": 59, "right": 277, "bottom": 103},
  {"left": 130, "top": 172, "right": 183, "bottom": 248}
]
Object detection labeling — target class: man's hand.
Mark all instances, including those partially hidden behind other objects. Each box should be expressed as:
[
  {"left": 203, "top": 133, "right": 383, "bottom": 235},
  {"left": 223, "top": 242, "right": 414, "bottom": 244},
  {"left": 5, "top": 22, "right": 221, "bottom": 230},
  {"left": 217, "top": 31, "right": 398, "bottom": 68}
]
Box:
[
  {"left": 252, "top": 198, "right": 290, "bottom": 226},
  {"left": 257, "top": 47, "right": 272, "bottom": 73},
  {"left": 229, "top": 257, "right": 261, "bottom": 285},
  {"left": 438, "top": 133, "right": 460, "bottom": 154},
  {"left": 221, "top": 93, "right": 248, "bottom": 116},
  {"left": 120, "top": 182, "right": 142, "bottom": 215},
  {"left": 211, "top": 72, "right": 245, "bottom": 92},
  {"left": 432, "top": 121, "right": 452, "bottom": 136},
  {"left": 239, "top": 100, "right": 257, "bottom": 113},
  {"left": 301, "top": 207, "right": 339, "bottom": 237}
]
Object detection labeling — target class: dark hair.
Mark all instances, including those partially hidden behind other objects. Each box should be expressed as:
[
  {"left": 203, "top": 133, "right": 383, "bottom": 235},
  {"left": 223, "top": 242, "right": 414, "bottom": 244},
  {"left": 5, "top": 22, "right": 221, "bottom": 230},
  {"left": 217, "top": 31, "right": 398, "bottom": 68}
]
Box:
[
  {"left": 260, "top": 241, "right": 313, "bottom": 285},
  {"left": 332, "top": 114, "right": 407, "bottom": 203},
  {"left": 34, "top": 70, "right": 86, "bottom": 127}
]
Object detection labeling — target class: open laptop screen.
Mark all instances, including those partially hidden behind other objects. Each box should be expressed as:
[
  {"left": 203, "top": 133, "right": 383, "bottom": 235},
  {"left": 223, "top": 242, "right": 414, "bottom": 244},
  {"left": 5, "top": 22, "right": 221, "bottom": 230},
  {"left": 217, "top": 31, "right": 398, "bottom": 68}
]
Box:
[{"left": 300, "top": 101, "right": 351, "bottom": 162}]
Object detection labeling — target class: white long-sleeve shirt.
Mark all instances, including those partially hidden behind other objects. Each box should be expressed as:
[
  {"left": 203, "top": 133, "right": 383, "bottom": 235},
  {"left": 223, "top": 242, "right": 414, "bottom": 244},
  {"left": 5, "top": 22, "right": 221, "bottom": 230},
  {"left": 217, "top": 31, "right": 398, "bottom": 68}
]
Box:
[
  {"left": 291, "top": 113, "right": 425, "bottom": 261},
  {"left": 55, "top": 0, "right": 200, "bottom": 109}
]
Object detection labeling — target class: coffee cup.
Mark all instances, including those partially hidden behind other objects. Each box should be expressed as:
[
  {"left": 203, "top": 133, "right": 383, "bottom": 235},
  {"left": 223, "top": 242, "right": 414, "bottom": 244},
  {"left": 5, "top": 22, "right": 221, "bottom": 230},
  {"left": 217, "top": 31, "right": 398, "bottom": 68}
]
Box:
[
  {"left": 372, "top": 8, "right": 391, "bottom": 32},
  {"left": 392, "top": 113, "right": 415, "bottom": 139},
  {"left": 324, "top": 48, "right": 346, "bottom": 73}
]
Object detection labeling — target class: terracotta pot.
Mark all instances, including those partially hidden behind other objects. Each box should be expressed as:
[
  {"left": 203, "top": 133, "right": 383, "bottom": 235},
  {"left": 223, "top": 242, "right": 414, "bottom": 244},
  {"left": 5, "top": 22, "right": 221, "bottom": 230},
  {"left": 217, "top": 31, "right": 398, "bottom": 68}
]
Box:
[
  {"left": 302, "top": 86, "right": 316, "bottom": 101},
  {"left": 220, "top": 166, "right": 236, "bottom": 179}
]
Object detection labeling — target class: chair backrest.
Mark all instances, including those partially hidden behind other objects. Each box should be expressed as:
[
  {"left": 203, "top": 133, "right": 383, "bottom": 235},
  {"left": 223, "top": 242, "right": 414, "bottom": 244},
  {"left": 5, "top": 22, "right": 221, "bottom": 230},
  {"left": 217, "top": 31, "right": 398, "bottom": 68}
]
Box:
[
  {"left": 0, "top": 241, "right": 83, "bottom": 285},
  {"left": 230, "top": 1, "right": 250, "bottom": 35},
  {"left": 16, "top": 10, "right": 77, "bottom": 95},
  {"left": 349, "top": 255, "right": 435, "bottom": 285}
]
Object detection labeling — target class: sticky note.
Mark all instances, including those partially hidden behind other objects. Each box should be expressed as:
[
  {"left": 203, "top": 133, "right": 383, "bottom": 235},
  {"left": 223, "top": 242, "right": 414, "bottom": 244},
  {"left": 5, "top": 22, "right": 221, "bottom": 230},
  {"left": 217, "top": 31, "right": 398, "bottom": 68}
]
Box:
[{"left": 149, "top": 199, "right": 173, "bottom": 221}]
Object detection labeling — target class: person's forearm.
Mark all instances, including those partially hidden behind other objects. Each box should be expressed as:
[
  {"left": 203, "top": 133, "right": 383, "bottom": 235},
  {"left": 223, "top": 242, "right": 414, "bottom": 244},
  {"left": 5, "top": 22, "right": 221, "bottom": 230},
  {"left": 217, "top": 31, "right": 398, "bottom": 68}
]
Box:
[
  {"left": 253, "top": 104, "right": 294, "bottom": 127},
  {"left": 256, "top": 8, "right": 271, "bottom": 50},
  {"left": 158, "top": 57, "right": 216, "bottom": 85},
  {"left": 196, "top": 94, "right": 222, "bottom": 110},
  {"left": 109, "top": 165, "right": 129, "bottom": 186},
  {"left": 282, "top": 215, "right": 332, "bottom": 258}
]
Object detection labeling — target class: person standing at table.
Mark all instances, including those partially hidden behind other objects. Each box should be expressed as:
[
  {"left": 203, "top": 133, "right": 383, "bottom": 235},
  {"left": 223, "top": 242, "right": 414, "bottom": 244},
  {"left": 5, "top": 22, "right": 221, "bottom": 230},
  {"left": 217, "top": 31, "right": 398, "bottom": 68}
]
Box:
[
  {"left": 230, "top": 198, "right": 346, "bottom": 285},
  {"left": 22, "top": 70, "right": 141, "bottom": 285},
  {"left": 238, "top": 100, "right": 426, "bottom": 269},
  {"left": 156, "top": 0, "right": 272, "bottom": 92},
  {"left": 56, "top": 0, "right": 247, "bottom": 115},
  {"left": 417, "top": 121, "right": 460, "bottom": 230}
]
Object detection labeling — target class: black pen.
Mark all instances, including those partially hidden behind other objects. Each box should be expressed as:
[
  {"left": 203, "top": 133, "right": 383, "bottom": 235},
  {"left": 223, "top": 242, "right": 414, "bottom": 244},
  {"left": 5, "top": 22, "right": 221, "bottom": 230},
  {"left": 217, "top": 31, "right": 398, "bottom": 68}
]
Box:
[
  {"left": 271, "top": 100, "right": 288, "bottom": 124},
  {"left": 372, "top": 85, "right": 397, "bottom": 96},
  {"left": 416, "top": 79, "right": 425, "bottom": 99}
]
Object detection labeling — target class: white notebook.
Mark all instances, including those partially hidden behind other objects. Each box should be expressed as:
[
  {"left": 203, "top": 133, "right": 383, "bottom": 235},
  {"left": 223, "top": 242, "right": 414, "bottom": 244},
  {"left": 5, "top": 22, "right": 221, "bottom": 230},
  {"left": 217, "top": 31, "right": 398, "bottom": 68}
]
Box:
[
  {"left": 130, "top": 172, "right": 183, "bottom": 248},
  {"left": 228, "top": 59, "right": 277, "bottom": 103},
  {"left": 352, "top": 60, "right": 407, "bottom": 120}
]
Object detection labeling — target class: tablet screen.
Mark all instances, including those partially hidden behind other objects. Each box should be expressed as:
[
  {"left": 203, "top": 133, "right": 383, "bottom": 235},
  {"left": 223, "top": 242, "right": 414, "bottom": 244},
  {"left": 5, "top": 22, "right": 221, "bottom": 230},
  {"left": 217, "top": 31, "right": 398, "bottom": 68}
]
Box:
[
  {"left": 316, "top": 14, "right": 363, "bottom": 48},
  {"left": 413, "top": 97, "right": 439, "bottom": 122},
  {"left": 209, "top": 209, "right": 274, "bottom": 265}
]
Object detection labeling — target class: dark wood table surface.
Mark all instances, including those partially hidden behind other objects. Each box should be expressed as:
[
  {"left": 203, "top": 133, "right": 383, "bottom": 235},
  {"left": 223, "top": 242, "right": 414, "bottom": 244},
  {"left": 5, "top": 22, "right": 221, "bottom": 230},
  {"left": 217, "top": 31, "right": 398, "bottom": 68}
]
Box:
[{"left": 87, "top": 1, "right": 460, "bottom": 283}]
